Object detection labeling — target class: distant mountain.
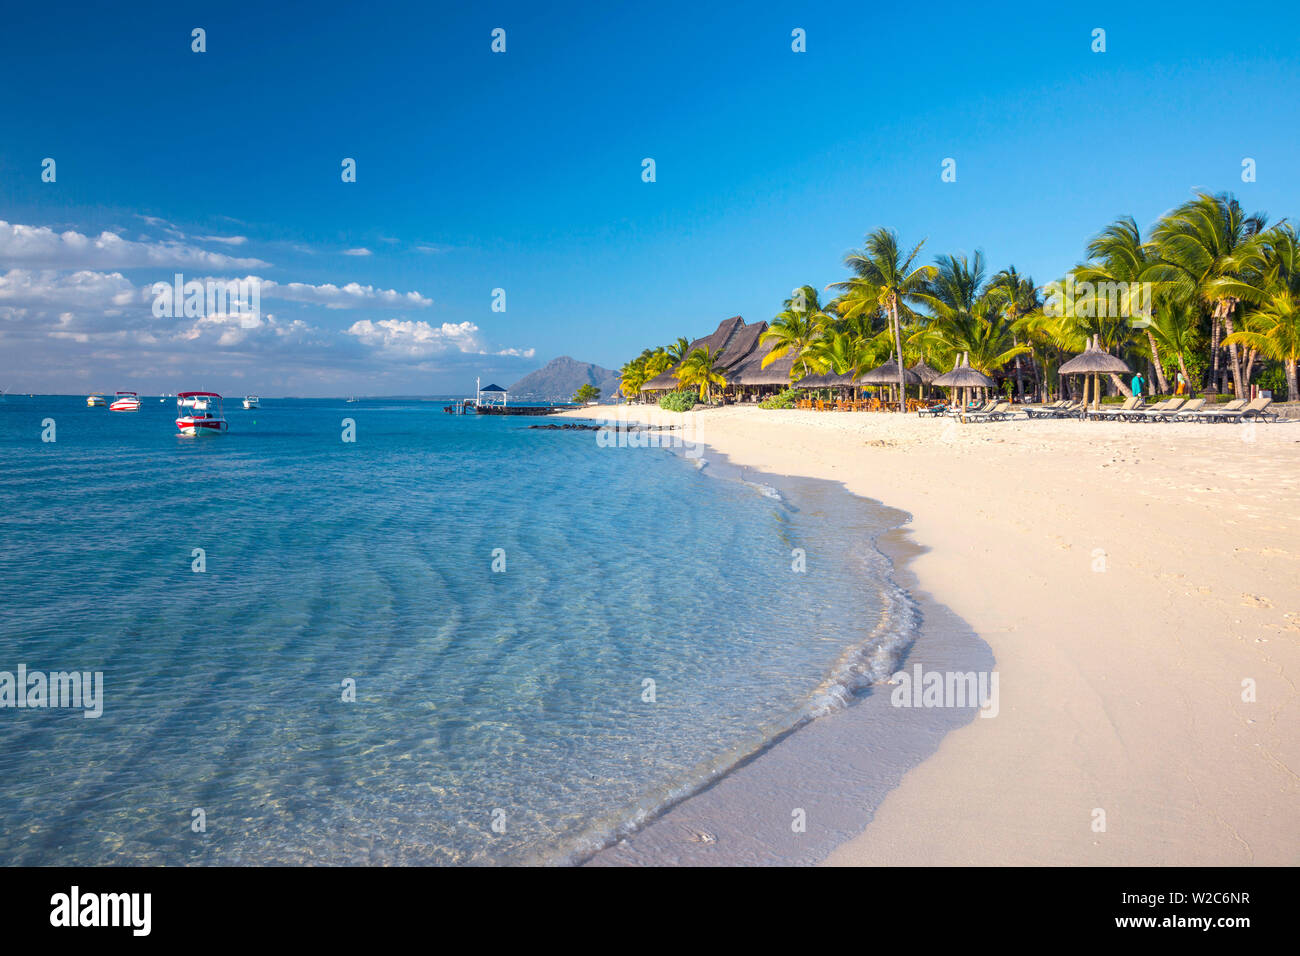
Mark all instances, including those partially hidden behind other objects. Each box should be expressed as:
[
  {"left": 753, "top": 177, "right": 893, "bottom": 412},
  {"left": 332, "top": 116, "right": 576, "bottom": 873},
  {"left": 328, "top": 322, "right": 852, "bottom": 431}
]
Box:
[{"left": 508, "top": 356, "right": 621, "bottom": 403}]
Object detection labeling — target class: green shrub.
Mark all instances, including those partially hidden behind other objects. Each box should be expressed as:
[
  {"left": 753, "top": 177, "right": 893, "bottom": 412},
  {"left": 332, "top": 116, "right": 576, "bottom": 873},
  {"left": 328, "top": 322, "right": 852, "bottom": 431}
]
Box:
[
  {"left": 759, "top": 387, "right": 799, "bottom": 410},
  {"left": 658, "top": 390, "right": 698, "bottom": 412}
]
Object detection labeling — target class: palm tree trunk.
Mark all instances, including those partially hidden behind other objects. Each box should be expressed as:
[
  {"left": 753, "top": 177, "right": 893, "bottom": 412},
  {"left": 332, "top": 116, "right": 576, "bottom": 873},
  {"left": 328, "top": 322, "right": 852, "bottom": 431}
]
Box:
[
  {"left": 1145, "top": 330, "right": 1169, "bottom": 393},
  {"left": 1287, "top": 360, "right": 1299, "bottom": 402},
  {"left": 1243, "top": 347, "right": 1257, "bottom": 393},
  {"left": 1221, "top": 303, "right": 1245, "bottom": 397},
  {"left": 1209, "top": 312, "right": 1222, "bottom": 390},
  {"left": 890, "top": 293, "right": 905, "bottom": 413},
  {"left": 1012, "top": 333, "right": 1026, "bottom": 401},
  {"left": 1108, "top": 372, "right": 1132, "bottom": 397}
]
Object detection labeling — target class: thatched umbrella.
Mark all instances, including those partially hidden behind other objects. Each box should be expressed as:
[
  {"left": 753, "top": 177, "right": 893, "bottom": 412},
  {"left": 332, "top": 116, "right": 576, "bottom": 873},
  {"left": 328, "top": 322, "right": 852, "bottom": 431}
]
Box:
[
  {"left": 909, "top": 359, "right": 939, "bottom": 383},
  {"left": 933, "top": 353, "right": 994, "bottom": 421},
  {"left": 859, "top": 354, "right": 921, "bottom": 407},
  {"left": 1058, "top": 335, "right": 1132, "bottom": 410},
  {"left": 797, "top": 370, "right": 857, "bottom": 401},
  {"left": 909, "top": 358, "right": 940, "bottom": 401}
]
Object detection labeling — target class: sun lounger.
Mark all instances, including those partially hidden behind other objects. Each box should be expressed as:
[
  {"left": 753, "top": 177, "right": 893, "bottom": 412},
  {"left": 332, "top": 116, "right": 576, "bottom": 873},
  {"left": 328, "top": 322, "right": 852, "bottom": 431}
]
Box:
[
  {"left": 917, "top": 403, "right": 949, "bottom": 417},
  {"left": 1129, "top": 398, "right": 1186, "bottom": 421},
  {"left": 1088, "top": 396, "right": 1142, "bottom": 421},
  {"left": 967, "top": 400, "right": 1014, "bottom": 422},
  {"left": 1189, "top": 398, "right": 1245, "bottom": 421},
  {"left": 1166, "top": 398, "right": 1206, "bottom": 421},
  {"left": 1029, "top": 400, "right": 1084, "bottom": 419},
  {"left": 1202, "top": 396, "right": 1276, "bottom": 423},
  {"left": 953, "top": 400, "right": 996, "bottom": 418},
  {"left": 1024, "top": 400, "right": 1068, "bottom": 419}
]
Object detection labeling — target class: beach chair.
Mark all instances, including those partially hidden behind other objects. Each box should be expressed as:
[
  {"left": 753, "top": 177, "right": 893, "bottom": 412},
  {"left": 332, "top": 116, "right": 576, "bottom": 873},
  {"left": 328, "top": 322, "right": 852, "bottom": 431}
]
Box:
[
  {"left": 1028, "top": 400, "right": 1074, "bottom": 419},
  {"left": 967, "top": 400, "right": 1012, "bottom": 422},
  {"left": 1024, "top": 400, "right": 1066, "bottom": 419},
  {"left": 1087, "top": 396, "right": 1142, "bottom": 421},
  {"left": 1205, "top": 396, "right": 1276, "bottom": 423},
  {"left": 1189, "top": 398, "right": 1243, "bottom": 421},
  {"left": 1126, "top": 398, "right": 1182, "bottom": 422},
  {"left": 952, "top": 399, "right": 995, "bottom": 418},
  {"left": 1166, "top": 398, "right": 1206, "bottom": 421},
  {"left": 916, "top": 403, "right": 949, "bottom": 417}
]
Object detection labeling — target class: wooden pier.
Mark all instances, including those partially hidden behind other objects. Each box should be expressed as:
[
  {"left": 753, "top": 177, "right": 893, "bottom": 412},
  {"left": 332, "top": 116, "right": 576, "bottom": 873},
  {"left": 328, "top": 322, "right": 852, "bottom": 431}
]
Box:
[
  {"left": 442, "top": 379, "right": 574, "bottom": 416},
  {"left": 443, "top": 400, "right": 571, "bottom": 416}
]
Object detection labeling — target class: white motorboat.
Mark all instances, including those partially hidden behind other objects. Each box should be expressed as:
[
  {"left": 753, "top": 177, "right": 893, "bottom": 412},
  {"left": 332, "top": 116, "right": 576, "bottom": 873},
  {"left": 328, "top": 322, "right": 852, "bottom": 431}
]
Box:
[{"left": 175, "top": 392, "right": 229, "bottom": 436}]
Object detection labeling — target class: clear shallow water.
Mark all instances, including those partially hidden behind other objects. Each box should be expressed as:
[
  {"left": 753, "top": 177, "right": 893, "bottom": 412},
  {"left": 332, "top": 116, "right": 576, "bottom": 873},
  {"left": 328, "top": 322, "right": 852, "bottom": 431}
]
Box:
[{"left": 0, "top": 396, "right": 912, "bottom": 865}]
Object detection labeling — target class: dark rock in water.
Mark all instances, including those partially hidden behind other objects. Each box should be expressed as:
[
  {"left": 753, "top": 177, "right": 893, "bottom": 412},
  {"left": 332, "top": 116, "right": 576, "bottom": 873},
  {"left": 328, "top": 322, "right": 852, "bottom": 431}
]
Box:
[{"left": 526, "top": 422, "right": 683, "bottom": 432}]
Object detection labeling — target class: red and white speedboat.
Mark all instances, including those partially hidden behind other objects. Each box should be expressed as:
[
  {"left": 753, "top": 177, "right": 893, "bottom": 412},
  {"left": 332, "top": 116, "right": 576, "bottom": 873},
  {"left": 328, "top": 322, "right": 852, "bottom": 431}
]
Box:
[
  {"left": 175, "top": 392, "right": 229, "bottom": 436},
  {"left": 109, "top": 391, "right": 141, "bottom": 411}
]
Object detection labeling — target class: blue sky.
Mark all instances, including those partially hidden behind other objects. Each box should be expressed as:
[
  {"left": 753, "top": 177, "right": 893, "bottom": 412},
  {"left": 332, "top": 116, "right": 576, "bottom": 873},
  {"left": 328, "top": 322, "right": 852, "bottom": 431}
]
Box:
[{"left": 2, "top": 0, "right": 1297, "bottom": 395}]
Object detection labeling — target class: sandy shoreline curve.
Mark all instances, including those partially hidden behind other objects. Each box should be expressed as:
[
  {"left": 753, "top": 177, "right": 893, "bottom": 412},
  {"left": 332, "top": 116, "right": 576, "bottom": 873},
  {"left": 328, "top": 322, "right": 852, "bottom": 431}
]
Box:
[{"left": 558, "top": 404, "right": 1300, "bottom": 866}]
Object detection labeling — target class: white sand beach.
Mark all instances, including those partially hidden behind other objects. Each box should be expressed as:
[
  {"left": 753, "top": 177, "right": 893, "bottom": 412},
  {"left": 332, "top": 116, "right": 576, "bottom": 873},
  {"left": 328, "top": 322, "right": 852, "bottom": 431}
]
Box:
[{"left": 561, "top": 405, "right": 1300, "bottom": 865}]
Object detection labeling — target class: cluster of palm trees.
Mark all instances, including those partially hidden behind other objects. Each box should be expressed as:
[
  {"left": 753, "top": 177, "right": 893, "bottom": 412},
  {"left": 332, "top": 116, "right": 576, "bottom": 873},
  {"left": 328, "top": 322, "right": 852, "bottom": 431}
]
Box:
[
  {"left": 617, "top": 338, "right": 688, "bottom": 399},
  {"left": 619, "top": 192, "right": 1299, "bottom": 409}
]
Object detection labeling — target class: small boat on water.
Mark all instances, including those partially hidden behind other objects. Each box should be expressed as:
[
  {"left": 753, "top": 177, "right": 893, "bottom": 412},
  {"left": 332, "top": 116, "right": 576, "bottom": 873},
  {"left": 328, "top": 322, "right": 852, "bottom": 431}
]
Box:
[
  {"left": 175, "top": 392, "right": 229, "bottom": 436},
  {"left": 87, "top": 394, "right": 107, "bottom": 407},
  {"left": 109, "top": 391, "right": 141, "bottom": 411},
  {"left": 242, "top": 395, "right": 260, "bottom": 409}
]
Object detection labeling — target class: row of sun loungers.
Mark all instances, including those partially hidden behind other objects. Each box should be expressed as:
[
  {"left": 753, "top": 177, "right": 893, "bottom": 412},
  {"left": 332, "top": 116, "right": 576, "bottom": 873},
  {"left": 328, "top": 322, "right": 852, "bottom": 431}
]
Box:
[
  {"left": 919, "top": 396, "right": 1281, "bottom": 424},
  {"left": 1084, "top": 396, "right": 1277, "bottom": 423},
  {"left": 1024, "top": 400, "right": 1081, "bottom": 419},
  {"left": 915, "top": 400, "right": 1017, "bottom": 421}
]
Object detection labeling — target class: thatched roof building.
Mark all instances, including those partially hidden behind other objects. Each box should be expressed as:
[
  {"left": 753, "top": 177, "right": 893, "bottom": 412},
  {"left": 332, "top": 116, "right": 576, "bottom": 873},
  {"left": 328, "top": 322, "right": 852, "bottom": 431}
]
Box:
[
  {"left": 640, "top": 316, "right": 746, "bottom": 391},
  {"left": 730, "top": 340, "right": 799, "bottom": 387}
]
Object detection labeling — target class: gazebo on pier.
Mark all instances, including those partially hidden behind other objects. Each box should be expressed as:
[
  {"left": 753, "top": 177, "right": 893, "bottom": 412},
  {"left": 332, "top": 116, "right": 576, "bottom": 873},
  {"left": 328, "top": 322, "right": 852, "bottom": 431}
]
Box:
[{"left": 476, "top": 380, "right": 508, "bottom": 409}]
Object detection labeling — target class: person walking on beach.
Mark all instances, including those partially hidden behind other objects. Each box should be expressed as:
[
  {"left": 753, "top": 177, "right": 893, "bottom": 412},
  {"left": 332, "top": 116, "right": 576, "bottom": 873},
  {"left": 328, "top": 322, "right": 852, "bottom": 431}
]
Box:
[
  {"left": 1176, "top": 371, "right": 1187, "bottom": 395},
  {"left": 1131, "top": 371, "right": 1145, "bottom": 398}
]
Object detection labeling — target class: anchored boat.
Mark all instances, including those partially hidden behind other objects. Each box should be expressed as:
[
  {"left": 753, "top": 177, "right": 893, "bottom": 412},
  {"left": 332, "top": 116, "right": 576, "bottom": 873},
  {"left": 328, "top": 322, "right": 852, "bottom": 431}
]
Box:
[
  {"left": 109, "top": 391, "right": 141, "bottom": 411},
  {"left": 175, "top": 392, "right": 229, "bottom": 436},
  {"left": 86, "top": 394, "right": 107, "bottom": 407},
  {"left": 242, "top": 395, "right": 260, "bottom": 409}
]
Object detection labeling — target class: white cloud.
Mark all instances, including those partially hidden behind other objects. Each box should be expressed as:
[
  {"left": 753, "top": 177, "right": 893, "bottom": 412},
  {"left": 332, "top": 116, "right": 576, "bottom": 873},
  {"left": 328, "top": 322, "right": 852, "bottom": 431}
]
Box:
[
  {"left": 345, "top": 319, "right": 481, "bottom": 358},
  {"left": 0, "top": 220, "right": 269, "bottom": 270},
  {"left": 196, "top": 235, "right": 248, "bottom": 246},
  {"left": 343, "top": 248, "right": 372, "bottom": 257},
  {"left": 0, "top": 221, "right": 534, "bottom": 392},
  {"left": 257, "top": 279, "right": 431, "bottom": 309},
  {"left": 345, "top": 319, "right": 534, "bottom": 361}
]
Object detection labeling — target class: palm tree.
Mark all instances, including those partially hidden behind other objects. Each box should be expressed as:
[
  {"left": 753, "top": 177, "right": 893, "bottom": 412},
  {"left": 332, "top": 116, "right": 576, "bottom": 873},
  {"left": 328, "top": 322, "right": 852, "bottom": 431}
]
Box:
[
  {"left": 912, "top": 253, "right": 1029, "bottom": 400},
  {"left": 666, "top": 336, "right": 692, "bottom": 364},
  {"left": 618, "top": 356, "right": 649, "bottom": 401},
  {"left": 829, "top": 229, "right": 937, "bottom": 411},
  {"left": 760, "top": 285, "right": 830, "bottom": 378},
  {"left": 1073, "top": 217, "right": 1165, "bottom": 394},
  {"left": 643, "top": 349, "right": 673, "bottom": 379},
  {"left": 920, "top": 302, "right": 1031, "bottom": 387},
  {"left": 988, "top": 266, "right": 1041, "bottom": 401},
  {"left": 804, "top": 329, "right": 884, "bottom": 394},
  {"left": 1147, "top": 192, "right": 1267, "bottom": 396},
  {"left": 674, "top": 346, "right": 728, "bottom": 402},
  {"left": 1147, "top": 293, "right": 1200, "bottom": 394},
  {"left": 1222, "top": 224, "right": 1300, "bottom": 400}
]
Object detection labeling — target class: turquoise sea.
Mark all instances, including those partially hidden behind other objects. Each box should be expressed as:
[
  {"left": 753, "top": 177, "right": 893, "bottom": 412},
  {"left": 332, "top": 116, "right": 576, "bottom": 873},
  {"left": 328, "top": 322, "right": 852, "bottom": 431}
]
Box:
[{"left": 0, "top": 396, "right": 914, "bottom": 865}]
